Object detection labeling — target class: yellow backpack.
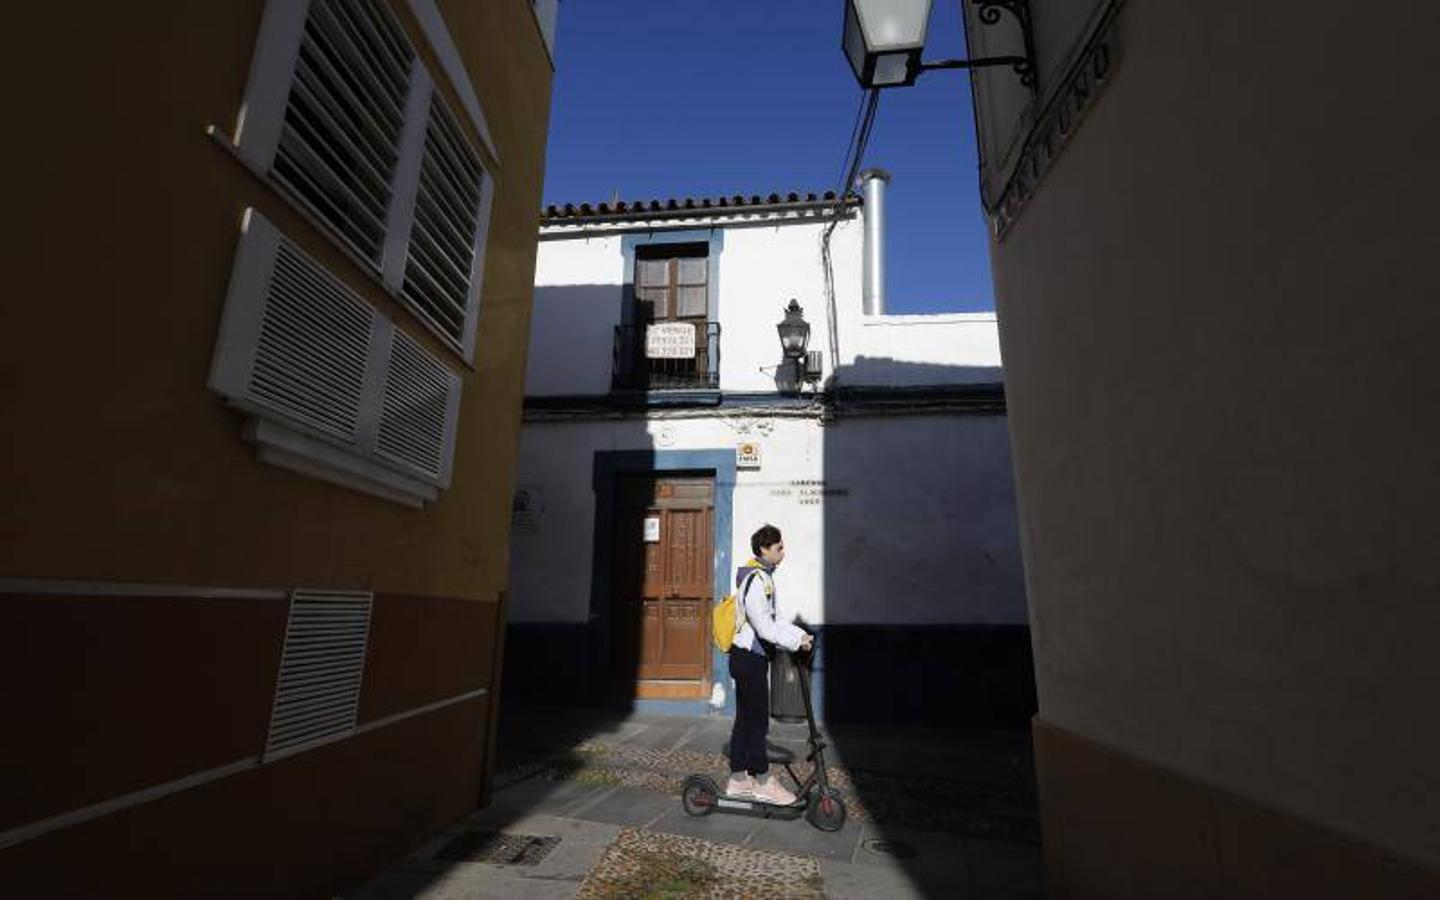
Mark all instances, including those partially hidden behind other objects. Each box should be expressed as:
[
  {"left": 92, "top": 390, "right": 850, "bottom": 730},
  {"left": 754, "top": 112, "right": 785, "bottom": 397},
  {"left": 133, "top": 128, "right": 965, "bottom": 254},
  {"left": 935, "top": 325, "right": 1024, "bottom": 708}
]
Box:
[{"left": 712, "top": 561, "right": 766, "bottom": 652}]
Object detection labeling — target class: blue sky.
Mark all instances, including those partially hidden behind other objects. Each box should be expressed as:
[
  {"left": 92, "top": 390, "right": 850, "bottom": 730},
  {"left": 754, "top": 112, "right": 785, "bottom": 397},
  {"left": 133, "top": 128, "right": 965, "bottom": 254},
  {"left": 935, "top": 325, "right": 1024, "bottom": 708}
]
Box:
[{"left": 541, "top": 0, "right": 996, "bottom": 313}]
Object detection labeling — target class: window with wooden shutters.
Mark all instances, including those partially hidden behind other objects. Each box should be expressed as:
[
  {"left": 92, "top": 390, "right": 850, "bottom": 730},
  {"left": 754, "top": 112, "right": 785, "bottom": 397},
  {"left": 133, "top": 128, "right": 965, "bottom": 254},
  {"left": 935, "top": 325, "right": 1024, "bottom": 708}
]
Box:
[
  {"left": 615, "top": 245, "right": 719, "bottom": 390},
  {"left": 230, "top": 0, "right": 493, "bottom": 362},
  {"left": 210, "top": 210, "right": 462, "bottom": 507},
  {"left": 633, "top": 248, "right": 709, "bottom": 325}
]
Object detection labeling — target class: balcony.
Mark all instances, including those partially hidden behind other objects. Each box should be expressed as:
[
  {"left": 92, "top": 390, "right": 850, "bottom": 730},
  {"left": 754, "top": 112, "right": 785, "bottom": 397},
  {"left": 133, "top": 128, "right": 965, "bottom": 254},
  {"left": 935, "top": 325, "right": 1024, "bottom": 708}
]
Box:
[{"left": 612, "top": 322, "right": 721, "bottom": 392}]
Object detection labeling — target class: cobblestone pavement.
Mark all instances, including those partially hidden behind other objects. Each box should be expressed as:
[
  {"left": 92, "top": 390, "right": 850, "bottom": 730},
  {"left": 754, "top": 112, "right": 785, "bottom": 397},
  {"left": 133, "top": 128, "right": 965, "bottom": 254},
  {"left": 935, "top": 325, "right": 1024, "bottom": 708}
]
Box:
[
  {"left": 575, "top": 827, "right": 824, "bottom": 899},
  {"left": 494, "top": 735, "right": 1040, "bottom": 846},
  {"left": 342, "top": 709, "right": 1045, "bottom": 899}
]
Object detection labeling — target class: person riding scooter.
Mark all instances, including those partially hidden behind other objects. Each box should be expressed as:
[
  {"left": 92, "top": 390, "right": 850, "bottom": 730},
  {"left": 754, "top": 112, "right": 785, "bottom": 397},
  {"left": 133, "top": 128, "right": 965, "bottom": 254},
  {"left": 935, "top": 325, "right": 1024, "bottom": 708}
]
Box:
[{"left": 726, "top": 524, "right": 813, "bottom": 805}]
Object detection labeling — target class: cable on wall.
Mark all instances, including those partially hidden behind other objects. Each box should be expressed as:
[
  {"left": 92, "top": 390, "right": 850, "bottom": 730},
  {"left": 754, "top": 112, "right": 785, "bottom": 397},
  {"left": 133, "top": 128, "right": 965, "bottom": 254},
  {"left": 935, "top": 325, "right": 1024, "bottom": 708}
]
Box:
[{"left": 820, "top": 88, "right": 881, "bottom": 387}]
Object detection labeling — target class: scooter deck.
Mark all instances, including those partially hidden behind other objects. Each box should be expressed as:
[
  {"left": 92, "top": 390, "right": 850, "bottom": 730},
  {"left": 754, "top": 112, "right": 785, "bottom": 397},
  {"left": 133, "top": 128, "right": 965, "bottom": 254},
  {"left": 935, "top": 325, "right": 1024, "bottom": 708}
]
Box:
[{"left": 710, "top": 792, "right": 806, "bottom": 820}]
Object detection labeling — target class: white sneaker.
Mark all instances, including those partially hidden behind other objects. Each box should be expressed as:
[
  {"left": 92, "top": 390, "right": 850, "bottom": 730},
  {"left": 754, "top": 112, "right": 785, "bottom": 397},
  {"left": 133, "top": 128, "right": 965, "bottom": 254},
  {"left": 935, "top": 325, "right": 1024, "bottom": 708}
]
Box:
[
  {"left": 725, "top": 773, "right": 756, "bottom": 798},
  {"left": 751, "top": 774, "right": 798, "bottom": 806}
]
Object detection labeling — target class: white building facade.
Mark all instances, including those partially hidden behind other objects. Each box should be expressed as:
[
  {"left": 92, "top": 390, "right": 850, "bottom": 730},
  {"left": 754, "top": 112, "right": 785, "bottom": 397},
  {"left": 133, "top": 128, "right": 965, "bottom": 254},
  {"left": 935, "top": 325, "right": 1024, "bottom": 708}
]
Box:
[{"left": 504, "top": 180, "right": 1032, "bottom": 724}]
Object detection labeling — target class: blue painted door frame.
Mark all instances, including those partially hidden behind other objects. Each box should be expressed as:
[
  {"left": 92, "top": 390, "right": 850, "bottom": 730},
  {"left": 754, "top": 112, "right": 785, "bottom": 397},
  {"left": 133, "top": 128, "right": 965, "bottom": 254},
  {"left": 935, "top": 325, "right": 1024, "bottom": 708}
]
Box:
[{"left": 591, "top": 449, "right": 736, "bottom": 715}]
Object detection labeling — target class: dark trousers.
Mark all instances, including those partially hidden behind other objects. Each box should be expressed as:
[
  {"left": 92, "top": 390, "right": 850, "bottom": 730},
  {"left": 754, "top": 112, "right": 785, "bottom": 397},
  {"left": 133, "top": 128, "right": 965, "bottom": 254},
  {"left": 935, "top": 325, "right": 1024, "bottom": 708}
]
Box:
[{"left": 728, "top": 646, "right": 770, "bottom": 776}]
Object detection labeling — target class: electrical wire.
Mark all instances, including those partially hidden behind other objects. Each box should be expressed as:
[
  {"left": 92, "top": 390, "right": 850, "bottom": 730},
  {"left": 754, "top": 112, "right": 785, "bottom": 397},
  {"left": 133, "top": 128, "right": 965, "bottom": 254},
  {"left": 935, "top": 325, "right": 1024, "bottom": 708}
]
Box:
[{"left": 820, "top": 89, "right": 880, "bottom": 388}]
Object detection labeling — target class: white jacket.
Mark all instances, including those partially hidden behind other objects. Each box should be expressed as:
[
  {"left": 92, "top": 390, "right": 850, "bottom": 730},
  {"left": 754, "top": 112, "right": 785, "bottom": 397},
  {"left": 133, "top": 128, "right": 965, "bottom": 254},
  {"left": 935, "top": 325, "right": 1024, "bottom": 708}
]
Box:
[{"left": 733, "top": 567, "right": 807, "bottom": 654}]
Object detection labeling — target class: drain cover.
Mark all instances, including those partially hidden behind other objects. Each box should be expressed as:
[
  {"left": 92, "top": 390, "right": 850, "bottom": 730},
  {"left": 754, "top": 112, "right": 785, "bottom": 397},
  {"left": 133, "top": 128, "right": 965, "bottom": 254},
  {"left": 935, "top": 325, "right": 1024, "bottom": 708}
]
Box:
[
  {"left": 863, "top": 838, "right": 918, "bottom": 859},
  {"left": 435, "top": 831, "right": 561, "bottom": 866}
]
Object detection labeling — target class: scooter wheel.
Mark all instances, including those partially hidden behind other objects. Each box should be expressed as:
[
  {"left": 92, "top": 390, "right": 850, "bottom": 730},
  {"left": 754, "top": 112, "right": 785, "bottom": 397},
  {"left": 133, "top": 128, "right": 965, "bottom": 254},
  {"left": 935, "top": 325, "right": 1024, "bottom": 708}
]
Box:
[
  {"left": 805, "top": 787, "right": 847, "bottom": 832},
  {"left": 681, "top": 775, "right": 718, "bottom": 817}
]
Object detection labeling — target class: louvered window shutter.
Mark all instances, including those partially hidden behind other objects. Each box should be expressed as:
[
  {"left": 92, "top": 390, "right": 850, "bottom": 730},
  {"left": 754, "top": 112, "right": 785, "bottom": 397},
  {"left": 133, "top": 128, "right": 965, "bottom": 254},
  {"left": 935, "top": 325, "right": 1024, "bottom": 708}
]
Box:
[
  {"left": 398, "top": 93, "right": 491, "bottom": 356},
  {"left": 272, "top": 0, "right": 415, "bottom": 266},
  {"left": 233, "top": 0, "right": 493, "bottom": 362},
  {"left": 210, "top": 210, "right": 462, "bottom": 505},
  {"left": 376, "top": 328, "right": 462, "bottom": 486}
]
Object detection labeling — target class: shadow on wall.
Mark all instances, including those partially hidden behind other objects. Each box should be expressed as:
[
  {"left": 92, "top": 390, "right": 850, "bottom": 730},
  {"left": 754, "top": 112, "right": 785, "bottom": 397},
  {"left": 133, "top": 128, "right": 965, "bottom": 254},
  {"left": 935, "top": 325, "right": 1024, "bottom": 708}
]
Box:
[
  {"left": 837, "top": 354, "right": 1004, "bottom": 388},
  {"left": 506, "top": 279, "right": 663, "bottom": 708},
  {"left": 524, "top": 283, "right": 628, "bottom": 397},
  {"left": 810, "top": 356, "right": 1041, "bottom": 897},
  {"left": 817, "top": 356, "right": 1030, "bottom": 731},
  {"left": 358, "top": 360, "right": 663, "bottom": 897},
  {"left": 501, "top": 430, "right": 657, "bottom": 711}
]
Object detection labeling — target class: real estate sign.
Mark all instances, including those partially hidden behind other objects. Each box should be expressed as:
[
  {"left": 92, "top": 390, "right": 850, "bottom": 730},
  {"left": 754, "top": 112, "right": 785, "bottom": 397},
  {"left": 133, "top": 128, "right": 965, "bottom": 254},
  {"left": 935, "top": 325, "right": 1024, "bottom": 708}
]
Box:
[{"left": 646, "top": 322, "right": 696, "bottom": 358}]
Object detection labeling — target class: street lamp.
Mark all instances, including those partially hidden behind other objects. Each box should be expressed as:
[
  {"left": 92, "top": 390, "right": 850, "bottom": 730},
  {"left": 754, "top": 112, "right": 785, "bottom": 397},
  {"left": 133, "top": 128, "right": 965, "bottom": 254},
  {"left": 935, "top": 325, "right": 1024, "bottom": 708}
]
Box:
[
  {"left": 777, "top": 299, "right": 810, "bottom": 362},
  {"left": 842, "top": 0, "right": 932, "bottom": 89},
  {"left": 777, "top": 299, "right": 816, "bottom": 389},
  {"left": 842, "top": 0, "right": 1037, "bottom": 91}
]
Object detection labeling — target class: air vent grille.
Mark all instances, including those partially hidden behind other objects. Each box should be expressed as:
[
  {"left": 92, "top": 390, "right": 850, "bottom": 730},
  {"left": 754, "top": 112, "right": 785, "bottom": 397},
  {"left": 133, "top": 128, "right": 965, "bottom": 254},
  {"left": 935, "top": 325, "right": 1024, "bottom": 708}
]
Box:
[{"left": 264, "top": 590, "right": 372, "bottom": 761}]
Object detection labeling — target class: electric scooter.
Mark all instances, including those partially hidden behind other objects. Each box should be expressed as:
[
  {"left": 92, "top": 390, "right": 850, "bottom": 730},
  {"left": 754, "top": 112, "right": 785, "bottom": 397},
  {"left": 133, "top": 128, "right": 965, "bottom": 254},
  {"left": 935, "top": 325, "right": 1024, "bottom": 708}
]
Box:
[{"left": 680, "top": 644, "right": 847, "bottom": 832}]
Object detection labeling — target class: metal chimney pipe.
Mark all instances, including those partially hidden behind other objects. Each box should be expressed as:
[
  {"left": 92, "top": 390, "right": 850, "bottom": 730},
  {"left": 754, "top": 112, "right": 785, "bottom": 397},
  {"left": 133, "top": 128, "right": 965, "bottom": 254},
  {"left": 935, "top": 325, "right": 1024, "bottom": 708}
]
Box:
[{"left": 859, "top": 168, "right": 890, "bottom": 316}]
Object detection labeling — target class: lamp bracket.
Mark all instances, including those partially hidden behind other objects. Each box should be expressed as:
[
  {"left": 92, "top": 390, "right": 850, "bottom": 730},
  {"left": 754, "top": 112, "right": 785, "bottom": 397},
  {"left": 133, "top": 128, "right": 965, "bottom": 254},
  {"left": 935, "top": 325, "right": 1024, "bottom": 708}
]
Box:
[{"left": 918, "top": 0, "right": 1036, "bottom": 90}]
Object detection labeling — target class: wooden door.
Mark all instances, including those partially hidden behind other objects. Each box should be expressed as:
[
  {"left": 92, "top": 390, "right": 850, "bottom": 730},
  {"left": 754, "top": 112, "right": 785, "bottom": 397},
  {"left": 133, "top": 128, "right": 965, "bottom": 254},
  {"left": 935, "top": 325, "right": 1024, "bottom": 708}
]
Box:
[{"left": 612, "top": 475, "right": 714, "bottom": 693}]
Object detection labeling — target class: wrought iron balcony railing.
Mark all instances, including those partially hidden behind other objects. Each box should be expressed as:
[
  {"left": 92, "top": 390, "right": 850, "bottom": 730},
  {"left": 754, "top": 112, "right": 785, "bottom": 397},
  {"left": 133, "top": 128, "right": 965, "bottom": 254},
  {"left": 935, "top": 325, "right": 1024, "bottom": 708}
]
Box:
[{"left": 612, "top": 322, "right": 721, "bottom": 391}]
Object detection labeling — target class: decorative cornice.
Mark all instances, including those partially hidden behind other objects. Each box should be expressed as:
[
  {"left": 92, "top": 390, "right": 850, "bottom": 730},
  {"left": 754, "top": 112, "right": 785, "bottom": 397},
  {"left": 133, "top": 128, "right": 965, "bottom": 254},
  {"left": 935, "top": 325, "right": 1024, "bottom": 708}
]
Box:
[{"left": 987, "top": 0, "right": 1124, "bottom": 239}]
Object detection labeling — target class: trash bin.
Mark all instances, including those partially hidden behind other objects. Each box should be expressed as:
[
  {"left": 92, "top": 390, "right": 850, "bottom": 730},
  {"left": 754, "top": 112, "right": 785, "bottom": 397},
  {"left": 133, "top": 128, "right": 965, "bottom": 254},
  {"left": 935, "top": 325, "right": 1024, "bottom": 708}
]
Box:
[{"left": 769, "top": 646, "right": 809, "bottom": 724}]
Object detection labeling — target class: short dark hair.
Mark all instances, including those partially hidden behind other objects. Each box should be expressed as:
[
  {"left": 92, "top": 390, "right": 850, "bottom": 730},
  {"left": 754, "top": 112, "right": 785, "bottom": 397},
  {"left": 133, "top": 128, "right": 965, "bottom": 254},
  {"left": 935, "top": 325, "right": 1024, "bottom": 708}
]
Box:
[{"left": 751, "top": 524, "right": 782, "bottom": 557}]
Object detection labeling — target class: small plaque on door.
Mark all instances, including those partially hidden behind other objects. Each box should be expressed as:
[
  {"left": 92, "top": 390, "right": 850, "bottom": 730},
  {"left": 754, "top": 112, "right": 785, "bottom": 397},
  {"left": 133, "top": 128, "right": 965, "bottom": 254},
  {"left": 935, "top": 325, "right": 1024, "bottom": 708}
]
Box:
[{"left": 643, "top": 517, "right": 661, "bottom": 542}]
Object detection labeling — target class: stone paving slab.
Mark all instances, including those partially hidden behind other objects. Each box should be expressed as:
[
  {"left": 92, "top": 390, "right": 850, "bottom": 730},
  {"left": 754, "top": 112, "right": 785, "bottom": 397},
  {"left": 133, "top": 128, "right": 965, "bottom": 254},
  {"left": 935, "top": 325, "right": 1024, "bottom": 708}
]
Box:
[
  {"left": 816, "top": 858, "right": 937, "bottom": 899},
  {"left": 743, "top": 813, "right": 863, "bottom": 863},
  {"left": 567, "top": 785, "right": 674, "bottom": 828},
  {"left": 341, "top": 813, "right": 621, "bottom": 900},
  {"left": 963, "top": 836, "right": 1046, "bottom": 895},
  {"left": 850, "top": 820, "right": 964, "bottom": 872},
  {"left": 647, "top": 804, "right": 761, "bottom": 845},
  {"left": 485, "top": 776, "right": 610, "bottom": 819},
  {"left": 347, "top": 865, "right": 582, "bottom": 900}
]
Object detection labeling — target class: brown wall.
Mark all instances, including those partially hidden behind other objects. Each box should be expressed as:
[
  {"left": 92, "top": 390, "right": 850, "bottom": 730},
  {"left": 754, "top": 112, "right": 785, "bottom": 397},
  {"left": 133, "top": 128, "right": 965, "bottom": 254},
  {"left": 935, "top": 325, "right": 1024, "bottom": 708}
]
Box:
[
  {"left": 1035, "top": 720, "right": 1440, "bottom": 900},
  {"left": 0, "top": 593, "right": 289, "bottom": 832},
  {"left": 4, "top": 689, "right": 490, "bottom": 900},
  {"left": 0, "top": 588, "right": 501, "bottom": 897},
  {"left": 979, "top": 0, "right": 1440, "bottom": 889},
  {"left": 0, "top": 0, "right": 553, "bottom": 601}
]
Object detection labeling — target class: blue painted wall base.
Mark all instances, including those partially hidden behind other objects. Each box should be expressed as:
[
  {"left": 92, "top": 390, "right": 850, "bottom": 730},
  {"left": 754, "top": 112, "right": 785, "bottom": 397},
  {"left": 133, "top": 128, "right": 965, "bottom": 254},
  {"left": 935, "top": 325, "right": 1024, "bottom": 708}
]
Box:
[{"left": 501, "top": 622, "right": 1036, "bottom": 730}]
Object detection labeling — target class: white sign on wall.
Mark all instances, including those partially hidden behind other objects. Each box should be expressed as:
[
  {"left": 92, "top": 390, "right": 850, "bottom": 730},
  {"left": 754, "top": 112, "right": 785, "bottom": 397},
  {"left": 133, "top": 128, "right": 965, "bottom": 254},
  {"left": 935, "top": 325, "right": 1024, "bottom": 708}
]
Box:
[
  {"left": 646, "top": 322, "right": 697, "bottom": 359},
  {"left": 511, "top": 485, "right": 543, "bottom": 534},
  {"left": 737, "top": 441, "right": 762, "bottom": 470},
  {"left": 643, "top": 517, "right": 661, "bottom": 542}
]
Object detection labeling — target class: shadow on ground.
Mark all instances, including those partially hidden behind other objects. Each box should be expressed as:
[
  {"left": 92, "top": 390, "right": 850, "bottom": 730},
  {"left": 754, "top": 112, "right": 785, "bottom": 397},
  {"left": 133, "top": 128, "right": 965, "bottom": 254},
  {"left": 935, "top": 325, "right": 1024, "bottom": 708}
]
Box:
[{"left": 341, "top": 701, "right": 1043, "bottom": 898}]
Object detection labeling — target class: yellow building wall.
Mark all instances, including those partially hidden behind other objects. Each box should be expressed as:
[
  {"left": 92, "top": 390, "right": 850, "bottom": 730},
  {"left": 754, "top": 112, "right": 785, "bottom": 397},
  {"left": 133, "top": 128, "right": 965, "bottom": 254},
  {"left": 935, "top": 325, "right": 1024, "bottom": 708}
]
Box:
[{"left": 1, "top": 0, "right": 552, "bottom": 602}]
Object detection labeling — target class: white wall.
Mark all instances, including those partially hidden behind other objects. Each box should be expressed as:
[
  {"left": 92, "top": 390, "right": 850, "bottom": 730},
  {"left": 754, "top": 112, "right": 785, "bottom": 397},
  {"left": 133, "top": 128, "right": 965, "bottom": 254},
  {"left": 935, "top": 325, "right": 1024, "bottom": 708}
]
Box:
[
  {"left": 843, "top": 314, "right": 1003, "bottom": 384},
  {"left": 507, "top": 412, "right": 1025, "bottom": 628},
  {"left": 527, "top": 213, "right": 1004, "bottom": 395},
  {"left": 508, "top": 415, "right": 828, "bottom": 623},
  {"left": 526, "top": 235, "right": 624, "bottom": 396},
  {"left": 822, "top": 415, "right": 1024, "bottom": 624},
  {"left": 714, "top": 220, "right": 856, "bottom": 392}
]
